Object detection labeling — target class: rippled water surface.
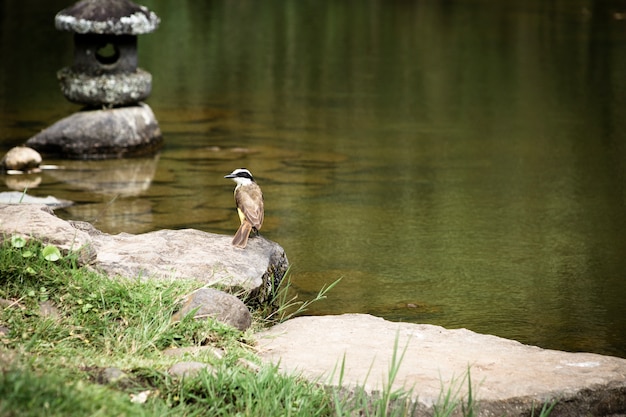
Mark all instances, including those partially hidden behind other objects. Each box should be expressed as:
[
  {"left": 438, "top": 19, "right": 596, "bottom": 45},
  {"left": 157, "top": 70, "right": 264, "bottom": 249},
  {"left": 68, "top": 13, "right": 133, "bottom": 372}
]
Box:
[{"left": 2, "top": 0, "right": 626, "bottom": 357}]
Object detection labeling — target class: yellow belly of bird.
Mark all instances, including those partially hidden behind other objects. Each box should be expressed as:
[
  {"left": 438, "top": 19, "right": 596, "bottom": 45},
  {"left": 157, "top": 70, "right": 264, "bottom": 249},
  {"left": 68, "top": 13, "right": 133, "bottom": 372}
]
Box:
[{"left": 237, "top": 207, "right": 246, "bottom": 224}]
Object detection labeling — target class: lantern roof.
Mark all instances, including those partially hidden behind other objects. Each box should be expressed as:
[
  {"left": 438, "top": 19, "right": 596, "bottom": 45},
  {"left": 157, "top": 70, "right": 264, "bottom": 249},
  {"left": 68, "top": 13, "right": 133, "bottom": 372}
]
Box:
[{"left": 55, "top": 0, "right": 159, "bottom": 35}]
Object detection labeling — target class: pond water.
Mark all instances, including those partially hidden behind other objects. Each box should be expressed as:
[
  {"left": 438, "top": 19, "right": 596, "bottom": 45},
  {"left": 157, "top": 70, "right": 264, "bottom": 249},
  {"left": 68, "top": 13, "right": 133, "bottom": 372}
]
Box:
[{"left": 2, "top": 0, "right": 626, "bottom": 358}]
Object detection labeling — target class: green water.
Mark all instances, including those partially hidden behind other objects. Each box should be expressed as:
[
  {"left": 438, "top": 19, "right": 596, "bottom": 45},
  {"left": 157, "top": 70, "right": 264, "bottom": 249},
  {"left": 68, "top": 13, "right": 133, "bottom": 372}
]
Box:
[{"left": 2, "top": 0, "right": 626, "bottom": 358}]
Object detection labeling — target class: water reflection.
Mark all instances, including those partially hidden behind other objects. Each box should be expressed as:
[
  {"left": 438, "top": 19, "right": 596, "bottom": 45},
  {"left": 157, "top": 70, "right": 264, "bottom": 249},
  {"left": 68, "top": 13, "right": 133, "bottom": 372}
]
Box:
[
  {"left": 3, "top": 174, "right": 42, "bottom": 191},
  {"left": 1, "top": 0, "right": 626, "bottom": 358},
  {"left": 46, "top": 156, "right": 159, "bottom": 196}
]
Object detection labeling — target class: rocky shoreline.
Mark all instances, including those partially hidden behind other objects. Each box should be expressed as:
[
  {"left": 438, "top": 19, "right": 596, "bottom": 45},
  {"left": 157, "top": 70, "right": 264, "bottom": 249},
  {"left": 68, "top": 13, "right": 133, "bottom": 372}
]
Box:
[{"left": 1, "top": 203, "right": 625, "bottom": 416}]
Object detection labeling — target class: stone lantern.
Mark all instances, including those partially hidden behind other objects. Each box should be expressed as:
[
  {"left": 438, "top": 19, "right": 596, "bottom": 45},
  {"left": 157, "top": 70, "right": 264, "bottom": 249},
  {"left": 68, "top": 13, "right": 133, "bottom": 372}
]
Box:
[
  {"left": 25, "top": 0, "right": 163, "bottom": 159},
  {"left": 55, "top": 0, "right": 160, "bottom": 107}
]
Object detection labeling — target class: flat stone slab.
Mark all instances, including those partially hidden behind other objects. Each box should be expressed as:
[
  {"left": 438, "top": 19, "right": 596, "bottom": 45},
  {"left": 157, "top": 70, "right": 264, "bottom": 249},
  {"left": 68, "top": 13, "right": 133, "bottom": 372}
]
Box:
[
  {"left": 88, "top": 227, "right": 286, "bottom": 291},
  {"left": 255, "top": 314, "right": 626, "bottom": 416},
  {"left": 0, "top": 204, "right": 288, "bottom": 298}
]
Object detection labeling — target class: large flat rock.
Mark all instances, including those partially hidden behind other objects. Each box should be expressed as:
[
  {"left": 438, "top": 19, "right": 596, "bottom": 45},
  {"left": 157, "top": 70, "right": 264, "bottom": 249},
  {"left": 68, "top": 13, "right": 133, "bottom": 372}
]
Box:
[
  {"left": 0, "top": 204, "right": 288, "bottom": 297},
  {"left": 89, "top": 227, "right": 287, "bottom": 291},
  {"left": 255, "top": 314, "right": 626, "bottom": 416},
  {"left": 0, "top": 204, "right": 95, "bottom": 264}
]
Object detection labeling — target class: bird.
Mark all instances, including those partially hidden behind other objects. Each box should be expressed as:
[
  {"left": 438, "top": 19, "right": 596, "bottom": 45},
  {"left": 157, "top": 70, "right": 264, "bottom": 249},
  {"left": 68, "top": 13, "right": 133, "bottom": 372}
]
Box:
[{"left": 224, "top": 168, "right": 264, "bottom": 249}]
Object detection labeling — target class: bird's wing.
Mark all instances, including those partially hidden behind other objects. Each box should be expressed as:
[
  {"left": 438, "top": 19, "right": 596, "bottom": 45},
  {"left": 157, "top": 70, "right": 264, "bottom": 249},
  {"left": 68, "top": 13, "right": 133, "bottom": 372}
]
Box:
[{"left": 236, "top": 185, "right": 264, "bottom": 230}]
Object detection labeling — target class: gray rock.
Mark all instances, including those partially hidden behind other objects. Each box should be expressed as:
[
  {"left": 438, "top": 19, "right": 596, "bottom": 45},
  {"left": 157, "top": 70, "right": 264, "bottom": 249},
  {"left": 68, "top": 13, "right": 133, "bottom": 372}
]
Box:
[
  {"left": 55, "top": 0, "right": 160, "bottom": 35},
  {"left": 89, "top": 228, "right": 288, "bottom": 299},
  {"left": 25, "top": 103, "right": 162, "bottom": 159},
  {"left": 0, "top": 204, "right": 95, "bottom": 265},
  {"left": 57, "top": 67, "right": 152, "bottom": 107},
  {"left": 255, "top": 314, "right": 626, "bottom": 416},
  {"left": 172, "top": 288, "right": 252, "bottom": 331},
  {"left": 168, "top": 361, "right": 214, "bottom": 379},
  {"left": 101, "top": 367, "right": 128, "bottom": 384},
  {"left": 0, "top": 204, "right": 288, "bottom": 302},
  {"left": 87, "top": 366, "right": 130, "bottom": 386}
]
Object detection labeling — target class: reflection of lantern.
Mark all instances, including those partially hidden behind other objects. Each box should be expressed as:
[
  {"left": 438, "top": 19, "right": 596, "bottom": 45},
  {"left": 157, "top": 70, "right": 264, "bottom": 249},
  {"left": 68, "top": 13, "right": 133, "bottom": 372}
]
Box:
[{"left": 55, "top": 0, "right": 160, "bottom": 107}]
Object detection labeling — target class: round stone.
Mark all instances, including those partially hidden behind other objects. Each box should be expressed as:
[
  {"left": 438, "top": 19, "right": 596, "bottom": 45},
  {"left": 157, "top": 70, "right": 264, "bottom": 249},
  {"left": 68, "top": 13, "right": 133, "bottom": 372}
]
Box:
[{"left": 1, "top": 146, "right": 42, "bottom": 172}]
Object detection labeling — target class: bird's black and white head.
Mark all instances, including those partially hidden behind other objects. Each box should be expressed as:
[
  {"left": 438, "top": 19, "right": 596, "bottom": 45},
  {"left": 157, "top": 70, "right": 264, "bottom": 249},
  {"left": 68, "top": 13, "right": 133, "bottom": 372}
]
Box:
[{"left": 224, "top": 168, "right": 255, "bottom": 185}]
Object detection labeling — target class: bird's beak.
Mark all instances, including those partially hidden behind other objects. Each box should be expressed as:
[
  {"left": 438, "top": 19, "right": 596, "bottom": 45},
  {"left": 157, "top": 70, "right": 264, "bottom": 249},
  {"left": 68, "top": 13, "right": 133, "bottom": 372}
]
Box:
[{"left": 224, "top": 174, "right": 235, "bottom": 178}]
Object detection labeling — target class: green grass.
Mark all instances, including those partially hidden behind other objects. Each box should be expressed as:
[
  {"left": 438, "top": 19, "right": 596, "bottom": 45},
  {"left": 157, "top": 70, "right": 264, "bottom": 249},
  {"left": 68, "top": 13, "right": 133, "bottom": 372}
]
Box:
[
  {"left": 0, "top": 236, "right": 556, "bottom": 416},
  {"left": 0, "top": 365, "right": 170, "bottom": 417}
]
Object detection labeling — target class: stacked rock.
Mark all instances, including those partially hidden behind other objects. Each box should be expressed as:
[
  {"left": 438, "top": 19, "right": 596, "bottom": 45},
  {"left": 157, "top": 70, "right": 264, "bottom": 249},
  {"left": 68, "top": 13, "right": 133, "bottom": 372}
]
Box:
[
  {"left": 55, "top": 0, "right": 159, "bottom": 107},
  {"left": 25, "top": 0, "right": 162, "bottom": 160}
]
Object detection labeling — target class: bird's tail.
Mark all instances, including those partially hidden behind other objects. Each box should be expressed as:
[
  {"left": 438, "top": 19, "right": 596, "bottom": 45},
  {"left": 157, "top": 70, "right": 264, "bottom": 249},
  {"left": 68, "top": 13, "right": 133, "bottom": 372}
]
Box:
[{"left": 232, "top": 221, "right": 253, "bottom": 248}]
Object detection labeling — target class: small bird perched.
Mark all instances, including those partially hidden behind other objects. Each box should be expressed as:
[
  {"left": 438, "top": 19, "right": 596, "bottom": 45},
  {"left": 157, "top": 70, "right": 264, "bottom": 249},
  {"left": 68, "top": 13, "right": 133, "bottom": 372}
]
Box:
[{"left": 224, "top": 168, "right": 264, "bottom": 249}]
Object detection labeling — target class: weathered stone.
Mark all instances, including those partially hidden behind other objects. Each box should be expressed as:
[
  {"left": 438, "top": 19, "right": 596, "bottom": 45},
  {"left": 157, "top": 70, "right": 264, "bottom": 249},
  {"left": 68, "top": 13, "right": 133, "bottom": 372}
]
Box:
[
  {"left": 54, "top": 1, "right": 159, "bottom": 105},
  {"left": 57, "top": 67, "right": 152, "bottom": 106},
  {"left": 25, "top": 103, "right": 162, "bottom": 159},
  {"left": 0, "top": 204, "right": 95, "bottom": 265},
  {"left": 172, "top": 288, "right": 252, "bottom": 331},
  {"left": 86, "top": 366, "right": 130, "bottom": 386},
  {"left": 1, "top": 146, "right": 42, "bottom": 173},
  {"left": 0, "top": 204, "right": 288, "bottom": 301},
  {"left": 89, "top": 228, "right": 288, "bottom": 298},
  {"left": 255, "top": 314, "right": 626, "bottom": 416},
  {"left": 55, "top": 0, "right": 160, "bottom": 35}
]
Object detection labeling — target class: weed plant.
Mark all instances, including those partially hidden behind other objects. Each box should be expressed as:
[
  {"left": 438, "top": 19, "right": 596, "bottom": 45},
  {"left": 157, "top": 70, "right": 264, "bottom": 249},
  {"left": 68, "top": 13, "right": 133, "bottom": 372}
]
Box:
[{"left": 255, "top": 266, "right": 341, "bottom": 325}]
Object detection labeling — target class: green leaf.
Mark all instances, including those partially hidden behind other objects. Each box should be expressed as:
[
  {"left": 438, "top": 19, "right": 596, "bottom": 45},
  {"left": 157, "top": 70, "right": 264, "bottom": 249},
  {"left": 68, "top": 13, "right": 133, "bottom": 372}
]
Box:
[
  {"left": 41, "top": 245, "right": 62, "bottom": 262},
  {"left": 21, "top": 250, "right": 34, "bottom": 258},
  {"left": 10, "top": 235, "right": 27, "bottom": 248}
]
